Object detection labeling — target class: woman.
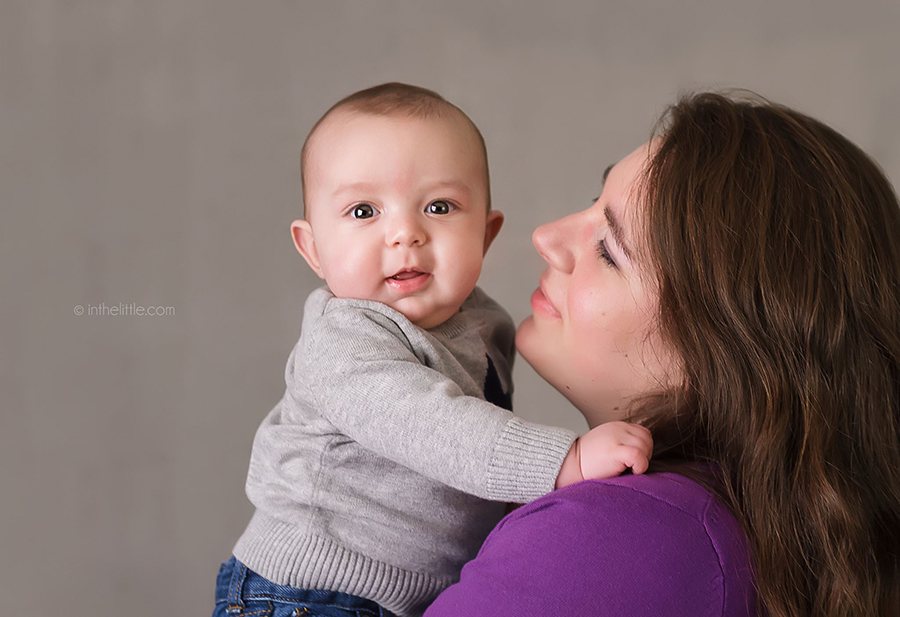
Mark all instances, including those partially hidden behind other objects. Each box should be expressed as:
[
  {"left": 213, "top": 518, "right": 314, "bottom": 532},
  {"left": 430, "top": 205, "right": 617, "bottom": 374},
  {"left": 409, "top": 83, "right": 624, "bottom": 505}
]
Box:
[{"left": 426, "top": 93, "right": 900, "bottom": 616}]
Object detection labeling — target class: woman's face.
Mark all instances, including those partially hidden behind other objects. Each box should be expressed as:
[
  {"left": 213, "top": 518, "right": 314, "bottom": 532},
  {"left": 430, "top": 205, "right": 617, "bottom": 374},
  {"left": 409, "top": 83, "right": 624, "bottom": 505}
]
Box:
[{"left": 516, "top": 142, "right": 679, "bottom": 427}]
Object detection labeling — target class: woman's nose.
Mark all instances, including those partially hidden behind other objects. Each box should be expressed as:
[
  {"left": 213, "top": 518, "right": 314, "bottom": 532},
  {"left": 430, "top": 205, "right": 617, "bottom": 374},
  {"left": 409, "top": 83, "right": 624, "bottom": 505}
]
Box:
[
  {"left": 387, "top": 214, "right": 427, "bottom": 247},
  {"left": 533, "top": 215, "right": 576, "bottom": 273}
]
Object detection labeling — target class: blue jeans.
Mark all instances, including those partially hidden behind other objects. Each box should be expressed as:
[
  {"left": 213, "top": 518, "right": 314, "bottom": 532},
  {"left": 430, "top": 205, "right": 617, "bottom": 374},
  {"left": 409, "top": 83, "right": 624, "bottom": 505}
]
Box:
[{"left": 212, "top": 556, "right": 397, "bottom": 617}]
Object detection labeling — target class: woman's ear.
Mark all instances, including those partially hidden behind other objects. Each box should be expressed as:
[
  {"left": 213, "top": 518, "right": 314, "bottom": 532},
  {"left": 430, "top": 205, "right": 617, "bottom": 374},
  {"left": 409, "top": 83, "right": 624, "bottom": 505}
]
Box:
[
  {"left": 291, "top": 220, "right": 325, "bottom": 279},
  {"left": 483, "top": 210, "right": 505, "bottom": 255}
]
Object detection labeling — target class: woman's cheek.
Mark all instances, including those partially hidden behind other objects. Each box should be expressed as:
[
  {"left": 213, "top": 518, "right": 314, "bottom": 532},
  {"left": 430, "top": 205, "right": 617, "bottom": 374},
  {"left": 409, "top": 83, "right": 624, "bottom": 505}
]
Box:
[
  {"left": 568, "top": 274, "right": 626, "bottom": 341},
  {"left": 568, "top": 284, "right": 644, "bottom": 369},
  {"left": 566, "top": 292, "right": 614, "bottom": 371}
]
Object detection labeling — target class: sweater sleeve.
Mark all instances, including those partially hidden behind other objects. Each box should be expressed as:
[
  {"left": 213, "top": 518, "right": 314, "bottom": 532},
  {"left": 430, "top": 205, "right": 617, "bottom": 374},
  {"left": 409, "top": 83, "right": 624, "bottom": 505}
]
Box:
[
  {"left": 300, "top": 304, "right": 577, "bottom": 503},
  {"left": 424, "top": 480, "right": 754, "bottom": 617}
]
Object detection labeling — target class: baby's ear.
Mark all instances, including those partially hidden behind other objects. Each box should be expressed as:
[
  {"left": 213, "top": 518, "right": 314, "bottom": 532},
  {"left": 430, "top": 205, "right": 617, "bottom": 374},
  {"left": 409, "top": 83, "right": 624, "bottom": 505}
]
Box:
[
  {"left": 483, "top": 210, "right": 505, "bottom": 255},
  {"left": 291, "top": 220, "right": 325, "bottom": 279}
]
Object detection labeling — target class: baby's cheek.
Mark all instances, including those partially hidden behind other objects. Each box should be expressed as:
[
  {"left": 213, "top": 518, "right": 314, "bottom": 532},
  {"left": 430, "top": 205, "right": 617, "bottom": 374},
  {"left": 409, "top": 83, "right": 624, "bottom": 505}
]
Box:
[
  {"left": 441, "top": 240, "right": 484, "bottom": 297},
  {"left": 323, "top": 248, "right": 377, "bottom": 297}
]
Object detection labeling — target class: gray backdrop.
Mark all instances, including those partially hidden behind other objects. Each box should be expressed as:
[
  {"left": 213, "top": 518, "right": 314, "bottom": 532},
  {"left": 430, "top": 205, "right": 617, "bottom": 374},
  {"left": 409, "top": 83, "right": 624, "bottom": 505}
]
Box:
[{"left": 3, "top": 1, "right": 899, "bottom": 615}]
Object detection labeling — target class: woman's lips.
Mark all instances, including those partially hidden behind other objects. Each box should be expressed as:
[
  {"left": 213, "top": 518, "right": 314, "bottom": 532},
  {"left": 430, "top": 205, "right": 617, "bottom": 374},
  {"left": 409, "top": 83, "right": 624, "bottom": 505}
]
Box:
[
  {"left": 531, "top": 285, "right": 562, "bottom": 319},
  {"left": 386, "top": 271, "right": 431, "bottom": 294}
]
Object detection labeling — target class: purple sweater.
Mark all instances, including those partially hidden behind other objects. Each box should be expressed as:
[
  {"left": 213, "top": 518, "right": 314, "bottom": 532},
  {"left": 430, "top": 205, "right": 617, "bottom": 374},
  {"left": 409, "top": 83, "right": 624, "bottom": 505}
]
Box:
[{"left": 425, "top": 472, "right": 757, "bottom": 616}]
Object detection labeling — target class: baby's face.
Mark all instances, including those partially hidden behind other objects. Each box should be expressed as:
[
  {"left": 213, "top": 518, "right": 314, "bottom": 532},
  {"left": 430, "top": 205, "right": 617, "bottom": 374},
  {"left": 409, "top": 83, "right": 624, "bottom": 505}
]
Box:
[{"left": 297, "top": 110, "right": 501, "bottom": 329}]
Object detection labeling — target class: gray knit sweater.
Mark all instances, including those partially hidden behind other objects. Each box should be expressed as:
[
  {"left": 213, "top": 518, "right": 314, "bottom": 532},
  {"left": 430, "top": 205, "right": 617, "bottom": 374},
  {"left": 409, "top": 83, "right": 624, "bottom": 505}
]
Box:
[{"left": 233, "top": 287, "right": 578, "bottom": 616}]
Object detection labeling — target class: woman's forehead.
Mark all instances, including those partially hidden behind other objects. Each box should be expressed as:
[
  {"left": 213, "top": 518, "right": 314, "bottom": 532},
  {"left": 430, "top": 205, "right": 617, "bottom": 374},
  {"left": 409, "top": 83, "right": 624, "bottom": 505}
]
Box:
[
  {"left": 601, "top": 146, "right": 647, "bottom": 222},
  {"left": 603, "top": 141, "right": 653, "bottom": 190}
]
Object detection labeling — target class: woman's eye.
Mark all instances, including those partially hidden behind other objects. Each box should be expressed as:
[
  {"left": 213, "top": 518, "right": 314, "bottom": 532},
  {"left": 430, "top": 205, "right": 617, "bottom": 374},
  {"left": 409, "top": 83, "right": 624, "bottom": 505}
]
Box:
[
  {"left": 595, "top": 239, "right": 618, "bottom": 269},
  {"left": 426, "top": 200, "right": 454, "bottom": 215},
  {"left": 350, "top": 204, "right": 377, "bottom": 219}
]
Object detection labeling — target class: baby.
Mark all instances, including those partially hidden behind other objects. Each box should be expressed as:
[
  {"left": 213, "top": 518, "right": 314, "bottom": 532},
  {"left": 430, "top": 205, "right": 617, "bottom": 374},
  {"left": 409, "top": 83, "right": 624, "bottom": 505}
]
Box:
[{"left": 222, "top": 83, "right": 653, "bottom": 617}]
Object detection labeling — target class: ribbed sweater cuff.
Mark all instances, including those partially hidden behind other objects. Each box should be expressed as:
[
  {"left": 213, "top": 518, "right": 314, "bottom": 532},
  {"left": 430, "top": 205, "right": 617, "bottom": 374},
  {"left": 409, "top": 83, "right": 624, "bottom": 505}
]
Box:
[{"left": 486, "top": 417, "right": 578, "bottom": 502}]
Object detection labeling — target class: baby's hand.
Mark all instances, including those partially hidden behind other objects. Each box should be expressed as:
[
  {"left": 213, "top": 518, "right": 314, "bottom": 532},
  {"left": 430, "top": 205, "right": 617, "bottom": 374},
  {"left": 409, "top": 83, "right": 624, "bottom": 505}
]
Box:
[{"left": 556, "top": 422, "right": 653, "bottom": 488}]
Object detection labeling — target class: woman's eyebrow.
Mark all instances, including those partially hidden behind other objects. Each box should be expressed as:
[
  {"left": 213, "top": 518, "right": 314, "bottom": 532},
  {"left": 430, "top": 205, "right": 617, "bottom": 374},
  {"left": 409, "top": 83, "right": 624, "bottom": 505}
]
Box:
[
  {"left": 604, "top": 205, "right": 634, "bottom": 262},
  {"left": 602, "top": 164, "right": 614, "bottom": 187}
]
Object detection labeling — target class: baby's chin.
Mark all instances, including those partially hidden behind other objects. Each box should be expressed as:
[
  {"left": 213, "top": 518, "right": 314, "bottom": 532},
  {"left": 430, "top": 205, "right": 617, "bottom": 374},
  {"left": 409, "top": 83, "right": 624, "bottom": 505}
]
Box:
[{"left": 391, "top": 298, "right": 461, "bottom": 330}]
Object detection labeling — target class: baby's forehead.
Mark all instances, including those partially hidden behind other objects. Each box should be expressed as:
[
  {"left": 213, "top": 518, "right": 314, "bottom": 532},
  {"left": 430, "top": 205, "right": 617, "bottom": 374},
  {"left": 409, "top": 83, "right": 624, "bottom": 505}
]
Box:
[
  {"left": 304, "top": 109, "right": 489, "bottom": 194},
  {"left": 310, "top": 108, "right": 482, "bottom": 156}
]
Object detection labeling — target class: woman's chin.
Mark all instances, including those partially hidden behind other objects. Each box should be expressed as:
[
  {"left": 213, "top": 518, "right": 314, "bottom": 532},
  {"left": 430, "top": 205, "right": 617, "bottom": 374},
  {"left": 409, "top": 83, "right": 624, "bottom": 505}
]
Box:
[
  {"left": 515, "top": 317, "right": 557, "bottom": 380},
  {"left": 514, "top": 316, "right": 537, "bottom": 359},
  {"left": 516, "top": 315, "right": 568, "bottom": 384}
]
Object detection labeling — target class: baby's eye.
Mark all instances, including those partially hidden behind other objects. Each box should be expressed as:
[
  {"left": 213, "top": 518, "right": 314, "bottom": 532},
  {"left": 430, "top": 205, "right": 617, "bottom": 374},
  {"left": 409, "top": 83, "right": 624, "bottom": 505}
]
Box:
[
  {"left": 350, "top": 203, "right": 377, "bottom": 219},
  {"left": 426, "top": 200, "right": 454, "bottom": 215}
]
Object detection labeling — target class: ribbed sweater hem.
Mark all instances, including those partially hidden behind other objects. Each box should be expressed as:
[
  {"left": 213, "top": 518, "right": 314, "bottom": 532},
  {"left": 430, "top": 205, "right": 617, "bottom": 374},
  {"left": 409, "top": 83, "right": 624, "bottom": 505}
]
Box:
[{"left": 232, "top": 510, "right": 454, "bottom": 617}]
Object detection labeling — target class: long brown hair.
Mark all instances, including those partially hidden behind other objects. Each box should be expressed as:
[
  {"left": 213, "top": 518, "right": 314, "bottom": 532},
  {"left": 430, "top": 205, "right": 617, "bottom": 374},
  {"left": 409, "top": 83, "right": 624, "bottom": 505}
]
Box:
[{"left": 635, "top": 93, "right": 900, "bottom": 616}]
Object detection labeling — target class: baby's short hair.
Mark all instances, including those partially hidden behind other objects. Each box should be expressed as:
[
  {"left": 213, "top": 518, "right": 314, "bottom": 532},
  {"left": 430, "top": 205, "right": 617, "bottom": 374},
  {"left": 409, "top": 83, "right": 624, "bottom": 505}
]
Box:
[{"left": 300, "top": 82, "right": 491, "bottom": 216}]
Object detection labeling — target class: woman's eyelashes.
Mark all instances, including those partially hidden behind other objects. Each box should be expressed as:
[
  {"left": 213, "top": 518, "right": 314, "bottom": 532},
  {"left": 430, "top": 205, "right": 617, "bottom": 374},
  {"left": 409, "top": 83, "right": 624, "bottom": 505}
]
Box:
[
  {"left": 595, "top": 238, "right": 618, "bottom": 269},
  {"left": 590, "top": 198, "right": 618, "bottom": 269}
]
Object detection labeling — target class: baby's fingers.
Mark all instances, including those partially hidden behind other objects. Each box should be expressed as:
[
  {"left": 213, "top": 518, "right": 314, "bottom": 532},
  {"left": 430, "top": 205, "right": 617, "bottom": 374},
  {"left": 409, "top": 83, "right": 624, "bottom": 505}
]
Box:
[
  {"left": 625, "top": 424, "right": 654, "bottom": 451},
  {"left": 619, "top": 432, "right": 653, "bottom": 459},
  {"left": 617, "top": 444, "right": 651, "bottom": 475}
]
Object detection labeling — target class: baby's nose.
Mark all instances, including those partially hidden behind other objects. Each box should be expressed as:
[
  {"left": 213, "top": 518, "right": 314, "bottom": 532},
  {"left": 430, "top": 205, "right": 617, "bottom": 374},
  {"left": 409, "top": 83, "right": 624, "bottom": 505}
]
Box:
[{"left": 387, "top": 216, "right": 427, "bottom": 247}]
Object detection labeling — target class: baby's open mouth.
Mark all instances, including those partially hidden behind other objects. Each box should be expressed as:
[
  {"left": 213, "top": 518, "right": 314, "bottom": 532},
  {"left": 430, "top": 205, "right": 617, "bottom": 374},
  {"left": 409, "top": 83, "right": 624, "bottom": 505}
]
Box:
[
  {"left": 386, "top": 269, "right": 432, "bottom": 293},
  {"left": 389, "top": 269, "right": 428, "bottom": 280}
]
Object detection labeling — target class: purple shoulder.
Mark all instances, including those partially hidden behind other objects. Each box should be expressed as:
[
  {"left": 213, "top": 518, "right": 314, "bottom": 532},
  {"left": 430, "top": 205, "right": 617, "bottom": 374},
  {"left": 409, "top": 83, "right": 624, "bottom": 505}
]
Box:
[
  {"left": 426, "top": 472, "right": 757, "bottom": 617},
  {"left": 539, "top": 470, "right": 719, "bottom": 519}
]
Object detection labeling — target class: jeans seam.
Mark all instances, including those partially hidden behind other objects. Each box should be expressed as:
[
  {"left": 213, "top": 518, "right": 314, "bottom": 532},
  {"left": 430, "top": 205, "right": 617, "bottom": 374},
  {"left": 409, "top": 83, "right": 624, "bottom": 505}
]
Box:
[
  {"left": 239, "top": 600, "right": 273, "bottom": 617},
  {"left": 242, "top": 593, "right": 377, "bottom": 610},
  {"left": 227, "top": 561, "right": 249, "bottom": 612},
  {"left": 221, "top": 559, "right": 384, "bottom": 617}
]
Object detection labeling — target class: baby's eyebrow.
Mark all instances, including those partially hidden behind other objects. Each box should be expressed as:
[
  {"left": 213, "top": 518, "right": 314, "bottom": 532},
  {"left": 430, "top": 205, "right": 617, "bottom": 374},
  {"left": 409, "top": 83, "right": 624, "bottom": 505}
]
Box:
[
  {"left": 331, "top": 180, "right": 473, "bottom": 199},
  {"left": 421, "top": 180, "right": 472, "bottom": 197},
  {"left": 332, "top": 181, "right": 379, "bottom": 196}
]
